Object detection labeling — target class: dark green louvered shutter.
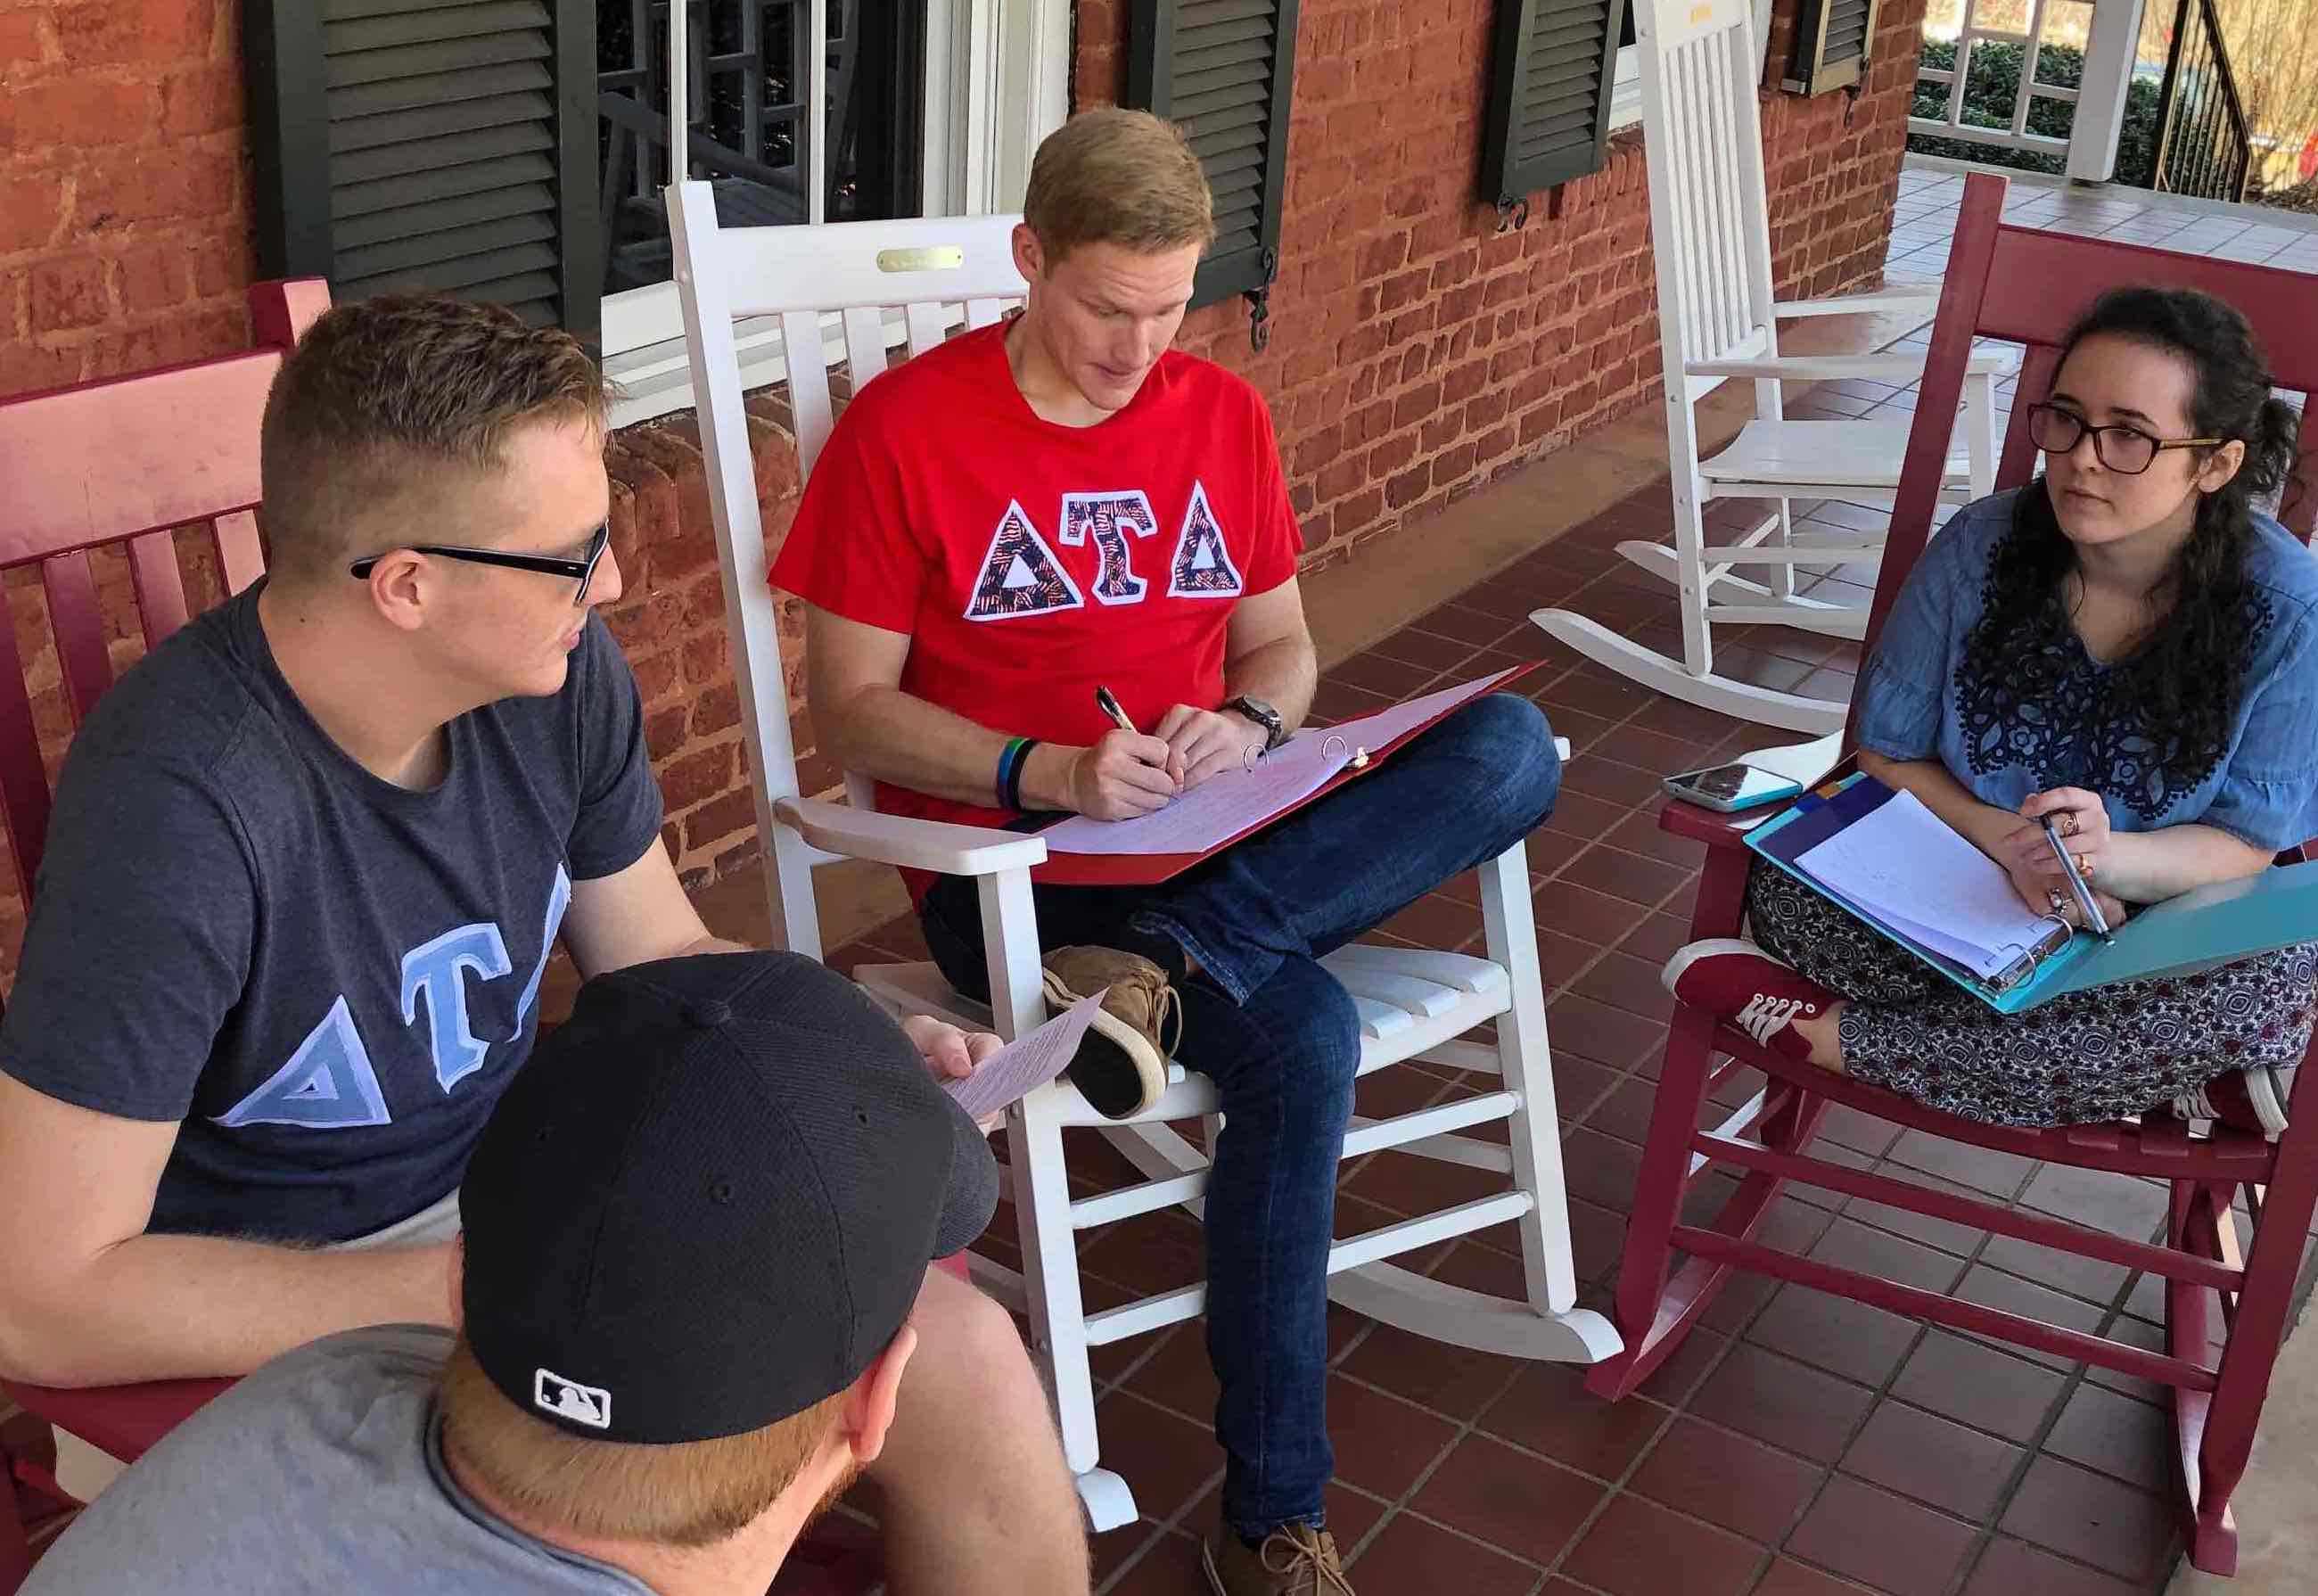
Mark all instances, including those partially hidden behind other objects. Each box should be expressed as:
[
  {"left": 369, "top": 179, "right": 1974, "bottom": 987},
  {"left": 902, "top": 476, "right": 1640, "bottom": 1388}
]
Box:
[
  {"left": 1479, "top": 0, "right": 1629, "bottom": 210},
  {"left": 1126, "top": 0, "right": 1301, "bottom": 350},
  {"left": 1787, "top": 0, "right": 1881, "bottom": 96},
  {"left": 248, "top": 0, "right": 602, "bottom": 340}
]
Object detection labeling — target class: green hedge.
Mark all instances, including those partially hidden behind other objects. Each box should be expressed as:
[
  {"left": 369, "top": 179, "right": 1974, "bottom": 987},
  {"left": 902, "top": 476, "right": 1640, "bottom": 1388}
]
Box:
[{"left": 1908, "top": 40, "right": 2160, "bottom": 185}]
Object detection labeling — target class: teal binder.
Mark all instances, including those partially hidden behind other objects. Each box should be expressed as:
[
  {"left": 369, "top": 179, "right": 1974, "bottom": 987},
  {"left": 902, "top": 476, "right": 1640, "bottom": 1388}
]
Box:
[{"left": 1746, "top": 773, "right": 2318, "bottom": 1015}]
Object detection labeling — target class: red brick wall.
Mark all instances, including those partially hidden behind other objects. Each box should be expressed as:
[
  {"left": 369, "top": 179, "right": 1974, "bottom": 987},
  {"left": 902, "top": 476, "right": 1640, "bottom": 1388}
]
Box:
[
  {"left": 0, "top": 0, "right": 251, "bottom": 396},
  {"left": 1076, "top": 0, "right": 1930, "bottom": 568},
  {"left": 600, "top": 396, "right": 817, "bottom": 889}
]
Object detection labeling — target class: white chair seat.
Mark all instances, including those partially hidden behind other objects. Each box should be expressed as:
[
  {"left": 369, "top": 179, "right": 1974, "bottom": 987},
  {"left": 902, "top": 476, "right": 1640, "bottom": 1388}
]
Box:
[{"left": 1702, "top": 415, "right": 1971, "bottom": 489}]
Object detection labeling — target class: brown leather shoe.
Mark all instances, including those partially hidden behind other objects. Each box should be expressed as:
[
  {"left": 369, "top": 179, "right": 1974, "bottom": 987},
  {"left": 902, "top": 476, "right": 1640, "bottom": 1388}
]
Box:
[
  {"left": 1040, "top": 944, "right": 1180, "bottom": 1119},
  {"left": 1202, "top": 1523, "right": 1355, "bottom": 1595}
]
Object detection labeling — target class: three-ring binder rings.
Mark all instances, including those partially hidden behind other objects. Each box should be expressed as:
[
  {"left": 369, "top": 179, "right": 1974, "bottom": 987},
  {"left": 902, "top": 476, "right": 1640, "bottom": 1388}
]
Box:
[
  {"left": 1746, "top": 772, "right": 2318, "bottom": 1016},
  {"left": 1031, "top": 665, "right": 1541, "bottom": 887}
]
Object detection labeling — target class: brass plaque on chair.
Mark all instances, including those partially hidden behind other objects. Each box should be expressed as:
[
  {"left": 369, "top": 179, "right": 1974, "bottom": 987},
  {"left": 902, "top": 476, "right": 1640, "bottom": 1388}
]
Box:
[{"left": 876, "top": 245, "right": 965, "bottom": 273}]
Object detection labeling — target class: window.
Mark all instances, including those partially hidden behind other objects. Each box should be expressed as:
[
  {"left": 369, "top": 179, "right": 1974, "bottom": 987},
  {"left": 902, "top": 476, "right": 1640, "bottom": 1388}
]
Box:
[
  {"left": 596, "top": 0, "right": 1072, "bottom": 426},
  {"left": 596, "top": 3, "right": 929, "bottom": 297},
  {"left": 1605, "top": 0, "right": 1778, "bottom": 132}
]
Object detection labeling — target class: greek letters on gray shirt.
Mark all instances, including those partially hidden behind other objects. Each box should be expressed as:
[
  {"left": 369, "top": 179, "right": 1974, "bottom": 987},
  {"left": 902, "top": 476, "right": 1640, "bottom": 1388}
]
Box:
[
  {"left": 21, "top": 1327, "right": 650, "bottom": 1595},
  {"left": 0, "top": 586, "right": 662, "bottom": 1241}
]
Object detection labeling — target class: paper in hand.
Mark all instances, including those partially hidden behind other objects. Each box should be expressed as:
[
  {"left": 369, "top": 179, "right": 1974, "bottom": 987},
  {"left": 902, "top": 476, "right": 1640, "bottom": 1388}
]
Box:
[{"left": 945, "top": 989, "right": 1108, "bottom": 1120}]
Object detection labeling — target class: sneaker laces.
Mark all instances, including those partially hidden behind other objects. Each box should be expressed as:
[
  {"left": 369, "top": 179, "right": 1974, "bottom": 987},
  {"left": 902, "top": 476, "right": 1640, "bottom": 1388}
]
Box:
[
  {"left": 1154, "top": 980, "right": 1183, "bottom": 1058},
  {"left": 2171, "top": 1084, "right": 2217, "bottom": 1122},
  {"left": 1734, "top": 992, "right": 1807, "bottom": 1047},
  {"left": 1257, "top": 1526, "right": 1353, "bottom": 1595},
  {"left": 1110, "top": 960, "right": 1183, "bottom": 1058}
]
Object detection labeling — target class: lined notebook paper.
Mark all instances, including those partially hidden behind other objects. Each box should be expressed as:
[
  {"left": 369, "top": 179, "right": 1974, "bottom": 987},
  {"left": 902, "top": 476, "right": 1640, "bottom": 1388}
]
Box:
[
  {"left": 1033, "top": 670, "right": 1519, "bottom": 858},
  {"left": 1794, "top": 789, "right": 2059, "bottom": 978}
]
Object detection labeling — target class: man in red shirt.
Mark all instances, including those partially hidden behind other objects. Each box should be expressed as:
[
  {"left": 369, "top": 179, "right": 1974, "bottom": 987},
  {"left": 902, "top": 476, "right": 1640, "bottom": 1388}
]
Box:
[{"left": 773, "top": 109, "right": 1563, "bottom": 1595}]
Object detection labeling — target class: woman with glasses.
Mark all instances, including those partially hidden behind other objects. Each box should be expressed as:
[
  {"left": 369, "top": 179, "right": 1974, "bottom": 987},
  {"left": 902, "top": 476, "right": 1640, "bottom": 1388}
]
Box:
[{"left": 1664, "top": 285, "right": 2318, "bottom": 1136}]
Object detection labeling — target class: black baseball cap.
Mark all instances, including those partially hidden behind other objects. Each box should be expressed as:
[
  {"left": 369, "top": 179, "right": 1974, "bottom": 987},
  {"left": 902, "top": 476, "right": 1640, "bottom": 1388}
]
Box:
[{"left": 459, "top": 950, "right": 999, "bottom": 1444}]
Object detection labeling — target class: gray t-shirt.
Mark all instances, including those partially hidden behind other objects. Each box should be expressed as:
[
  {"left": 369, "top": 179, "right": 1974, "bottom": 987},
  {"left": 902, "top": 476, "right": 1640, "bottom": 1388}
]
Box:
[
  {"left": 23, "top": 1326, "right": 650, "bottom": 1595},
  {"left": 0, "top": 585, "right": 662, "bottom": 1241}
]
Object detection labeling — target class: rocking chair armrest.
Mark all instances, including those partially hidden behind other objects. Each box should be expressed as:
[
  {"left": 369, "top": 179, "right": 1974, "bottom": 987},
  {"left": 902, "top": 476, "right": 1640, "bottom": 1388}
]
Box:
[
  {"left": 772, "top": 795, "right": 1048, "bottom": 876},
  {"left": 1657, "top": 795, "right": 1776, "bottom": 850},
  {"left": 1771, "top": 288, "right": 1942, "bottom": 318},
  {"left": 1657, "top": 746, "right": 1860, "bottom": 849},
  {"left": 1687, "top": 348, "right": 2017, "bottom": 384}
]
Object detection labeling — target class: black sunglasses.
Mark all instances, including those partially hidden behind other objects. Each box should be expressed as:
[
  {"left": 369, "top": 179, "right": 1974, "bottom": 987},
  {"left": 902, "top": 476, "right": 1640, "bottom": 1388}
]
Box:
[
  {"left": 2027, "top": 404, "right": 2223, "bottom": 477},
  {"left": 349, "top": 522, "right": 611, "bottom": 606}
]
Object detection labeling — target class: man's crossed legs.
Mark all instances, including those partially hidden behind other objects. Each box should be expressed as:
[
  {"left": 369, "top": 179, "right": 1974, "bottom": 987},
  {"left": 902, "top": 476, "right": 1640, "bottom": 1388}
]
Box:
[{"left": 920, "top": 694, "right": 1563, "bottom": 1564}]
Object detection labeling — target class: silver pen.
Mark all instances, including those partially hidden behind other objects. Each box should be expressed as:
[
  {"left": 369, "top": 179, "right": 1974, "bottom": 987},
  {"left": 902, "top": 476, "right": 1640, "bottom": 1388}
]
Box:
[{"left": 2041, "top": 815, "right": 2116, "bottom": 944}]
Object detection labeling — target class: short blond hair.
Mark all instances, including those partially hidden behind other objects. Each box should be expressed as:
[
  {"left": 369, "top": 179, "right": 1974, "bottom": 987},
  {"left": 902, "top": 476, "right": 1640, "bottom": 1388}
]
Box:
[
  {"left": 1022, "top": 107, "right": 1215, "bottom": 265},
  {"left": 437, "top": 1337, "right": 846, "bottom": 1547}
]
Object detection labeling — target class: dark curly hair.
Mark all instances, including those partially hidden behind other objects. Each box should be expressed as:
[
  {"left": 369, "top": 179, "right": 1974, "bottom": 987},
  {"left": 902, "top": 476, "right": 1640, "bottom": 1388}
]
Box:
[{"left": 1958, "top": 285, "right": 2303, "bottom": 789}]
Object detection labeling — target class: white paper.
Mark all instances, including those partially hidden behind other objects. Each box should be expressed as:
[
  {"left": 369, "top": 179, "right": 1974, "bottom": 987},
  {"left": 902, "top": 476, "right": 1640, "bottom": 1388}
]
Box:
[
  {"left": 1034, "top": 733, "right": 1352, "bottom": 856},
  {"left": 1795, "top": 788, "right": 2056, "bottom": 978},
  {"left": 1037, "top": 668, "right": 1520, "bottom": 859},
  {"left": 945, "top": 991, "right": 1107, "bottom": 1119}
]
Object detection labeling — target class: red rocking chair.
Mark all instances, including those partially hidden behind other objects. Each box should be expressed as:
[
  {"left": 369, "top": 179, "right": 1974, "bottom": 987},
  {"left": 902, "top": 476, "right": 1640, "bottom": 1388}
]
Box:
[
  {"left": 0, "top": 280, "right": 895, "bottom": 1596},
  {"left": 0, "top": 279, "right": 331, "bottom": 1587},
  {"left": 1587, "top": 169, "right": 2318, "bottom": 1575}
]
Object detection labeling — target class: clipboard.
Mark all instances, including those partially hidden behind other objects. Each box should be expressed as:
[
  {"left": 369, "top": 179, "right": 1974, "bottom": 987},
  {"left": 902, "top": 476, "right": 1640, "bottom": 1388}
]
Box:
[
  {"left": 1031, "top": 662, "right": 1543, "bottom": 887},
  {"left": 1747, "top": 772, "right": 2318, "bottom": 1014}
]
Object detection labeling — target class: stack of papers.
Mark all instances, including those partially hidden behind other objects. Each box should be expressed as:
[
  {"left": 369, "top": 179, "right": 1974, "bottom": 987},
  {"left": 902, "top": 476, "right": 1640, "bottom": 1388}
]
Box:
[{"left": 1793, "top": 789, "right": 2060, "bottom": 978}]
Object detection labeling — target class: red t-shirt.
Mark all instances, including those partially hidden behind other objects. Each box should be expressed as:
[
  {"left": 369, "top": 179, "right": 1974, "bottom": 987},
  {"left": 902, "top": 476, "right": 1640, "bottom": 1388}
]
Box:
[{"left": 771, "top": 322, "right": 1303, "bottom": 888}]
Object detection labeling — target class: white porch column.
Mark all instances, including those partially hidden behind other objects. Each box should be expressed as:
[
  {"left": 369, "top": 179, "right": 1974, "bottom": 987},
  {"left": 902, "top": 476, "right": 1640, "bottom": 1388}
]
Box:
[{"left": 2067, "top": 0, "right": 2149, "bottom": 183}]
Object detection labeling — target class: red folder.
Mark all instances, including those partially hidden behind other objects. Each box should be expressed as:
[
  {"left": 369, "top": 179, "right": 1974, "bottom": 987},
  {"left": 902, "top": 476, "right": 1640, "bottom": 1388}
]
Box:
[{"left": 1030, "top": 662, "right": 1543, "bottom": 887}]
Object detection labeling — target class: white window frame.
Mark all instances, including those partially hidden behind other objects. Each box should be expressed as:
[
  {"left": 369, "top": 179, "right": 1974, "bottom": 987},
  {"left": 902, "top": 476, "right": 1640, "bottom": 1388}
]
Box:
[
  {"left": 1609, "top": 0, "right": 1778, "bottom": 131},
  {"left": 602, "top": 0, "right": 1069, "bottom": 431}
]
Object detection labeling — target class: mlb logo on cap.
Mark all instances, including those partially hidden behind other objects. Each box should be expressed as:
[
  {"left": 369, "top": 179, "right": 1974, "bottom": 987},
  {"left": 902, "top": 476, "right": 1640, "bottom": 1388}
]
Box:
[{"left": 534, "top": 1369, "right": 612, "bottom": 1430}]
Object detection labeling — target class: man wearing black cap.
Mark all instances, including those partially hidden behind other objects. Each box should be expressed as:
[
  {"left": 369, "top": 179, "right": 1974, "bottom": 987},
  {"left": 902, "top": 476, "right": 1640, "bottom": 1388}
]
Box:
[{"left": 23, "top": 951, "right": 1076, "bottom": 1595}]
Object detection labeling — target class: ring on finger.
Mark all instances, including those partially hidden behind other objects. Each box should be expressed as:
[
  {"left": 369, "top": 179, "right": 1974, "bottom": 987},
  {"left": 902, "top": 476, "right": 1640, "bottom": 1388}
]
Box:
[
  {"left": 2059, "top": 812, "right": 2078, "bottom": 838},
  {"left": 2047, "top": 888, "right": 2068, "bottom": 918}
]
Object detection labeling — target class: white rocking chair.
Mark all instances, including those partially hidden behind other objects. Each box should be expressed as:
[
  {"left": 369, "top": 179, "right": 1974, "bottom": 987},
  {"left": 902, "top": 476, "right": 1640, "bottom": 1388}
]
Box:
[
  {"left": 1533, "top": 0, "right": 2013, "bottom": 735},
  {"left": 668, "top": 186, "right": 1622, "bottom": 1532}
]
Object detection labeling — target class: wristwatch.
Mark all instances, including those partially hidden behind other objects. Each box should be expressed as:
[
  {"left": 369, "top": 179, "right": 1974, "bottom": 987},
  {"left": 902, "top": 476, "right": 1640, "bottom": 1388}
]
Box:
[{"left": 1223, "top": 695, "right": 1287, "bottom": 751}]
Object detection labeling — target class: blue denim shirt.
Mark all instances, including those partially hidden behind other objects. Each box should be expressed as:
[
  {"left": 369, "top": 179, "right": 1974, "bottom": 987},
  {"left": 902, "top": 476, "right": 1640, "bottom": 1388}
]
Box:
[{"left": 1855, "top": 487, "right": 2318, "bottom": 852}]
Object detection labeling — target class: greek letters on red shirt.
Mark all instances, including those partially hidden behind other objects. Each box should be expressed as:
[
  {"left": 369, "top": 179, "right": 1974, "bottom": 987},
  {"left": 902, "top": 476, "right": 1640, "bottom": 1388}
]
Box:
[{"left": 772, "top": 322, "right": 1302, "bottom": 853}]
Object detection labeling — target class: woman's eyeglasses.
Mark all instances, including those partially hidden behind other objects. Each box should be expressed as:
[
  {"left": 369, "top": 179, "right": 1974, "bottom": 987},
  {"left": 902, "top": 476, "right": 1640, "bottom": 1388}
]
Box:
[
  {"left": 349, "top": 522, "right": 610, "bottom": 606},
  {"left": 2027, "top": 403, "right": 2222, "bottom": 476}
]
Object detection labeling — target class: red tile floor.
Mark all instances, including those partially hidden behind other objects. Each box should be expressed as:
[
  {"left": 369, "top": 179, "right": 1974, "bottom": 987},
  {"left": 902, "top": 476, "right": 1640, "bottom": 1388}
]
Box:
[{"left": 824, "top": 169, "right": 2318, "bottom": 1595}]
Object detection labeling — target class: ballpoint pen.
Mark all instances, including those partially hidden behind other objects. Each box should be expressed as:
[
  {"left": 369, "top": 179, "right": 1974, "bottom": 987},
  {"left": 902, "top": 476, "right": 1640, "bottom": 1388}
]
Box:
[
  {"left": 2042, "top": 814, "right": 2116, "bottom": 944},
  {"left": 1094, "top": 684, "right": 1136, "bottom": 735}
]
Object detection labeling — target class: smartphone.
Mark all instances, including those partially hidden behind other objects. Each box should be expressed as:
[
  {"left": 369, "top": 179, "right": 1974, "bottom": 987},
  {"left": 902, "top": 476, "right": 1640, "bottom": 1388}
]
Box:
[{"left": 1663, "top": 761, "right": 1805, "bottom": 813}]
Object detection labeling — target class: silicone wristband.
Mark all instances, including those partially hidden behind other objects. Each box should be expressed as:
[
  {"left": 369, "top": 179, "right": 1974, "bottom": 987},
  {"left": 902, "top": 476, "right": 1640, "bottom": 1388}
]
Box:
[
  {"left": 994, "top": 736, "right": 1027, "bottom": 809},
  {"left": 1004, "top": 738, "right": 1040, "bottom": 812}
]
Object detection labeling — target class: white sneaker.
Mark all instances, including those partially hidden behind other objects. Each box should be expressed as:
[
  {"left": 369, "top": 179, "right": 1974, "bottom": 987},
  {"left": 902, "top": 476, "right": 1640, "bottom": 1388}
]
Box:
[{"left": 2170, "top": 1065, "right": 2289, "bottom": 1138}]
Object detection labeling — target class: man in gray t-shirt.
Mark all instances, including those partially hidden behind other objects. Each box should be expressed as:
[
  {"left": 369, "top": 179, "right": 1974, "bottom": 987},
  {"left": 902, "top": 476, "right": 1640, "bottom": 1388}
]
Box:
[
  {"left": 27, "top": 954, "right": 1015, "bottom": 1596},
  {"left": 0, "top": 297, "right": 1086, "bottom": 1594}
]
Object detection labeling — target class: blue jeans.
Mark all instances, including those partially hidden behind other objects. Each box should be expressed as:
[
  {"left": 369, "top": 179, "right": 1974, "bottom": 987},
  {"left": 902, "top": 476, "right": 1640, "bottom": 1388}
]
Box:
[{"left": 919, "top": 694, "right": 1562, "bottom": 1538}]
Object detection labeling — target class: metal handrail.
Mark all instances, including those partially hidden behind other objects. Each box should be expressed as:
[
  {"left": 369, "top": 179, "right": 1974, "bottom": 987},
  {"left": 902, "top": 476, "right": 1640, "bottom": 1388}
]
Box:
[{"left": 2149, "top": 0, "right": 2254, "bottom": 202}]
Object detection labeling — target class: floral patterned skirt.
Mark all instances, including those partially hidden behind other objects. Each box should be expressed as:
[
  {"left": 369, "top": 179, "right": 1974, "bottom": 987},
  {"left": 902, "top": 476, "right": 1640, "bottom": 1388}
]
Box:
[{"left": 1745, "top": 860, "right": 2318, "bottom": 1128}]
